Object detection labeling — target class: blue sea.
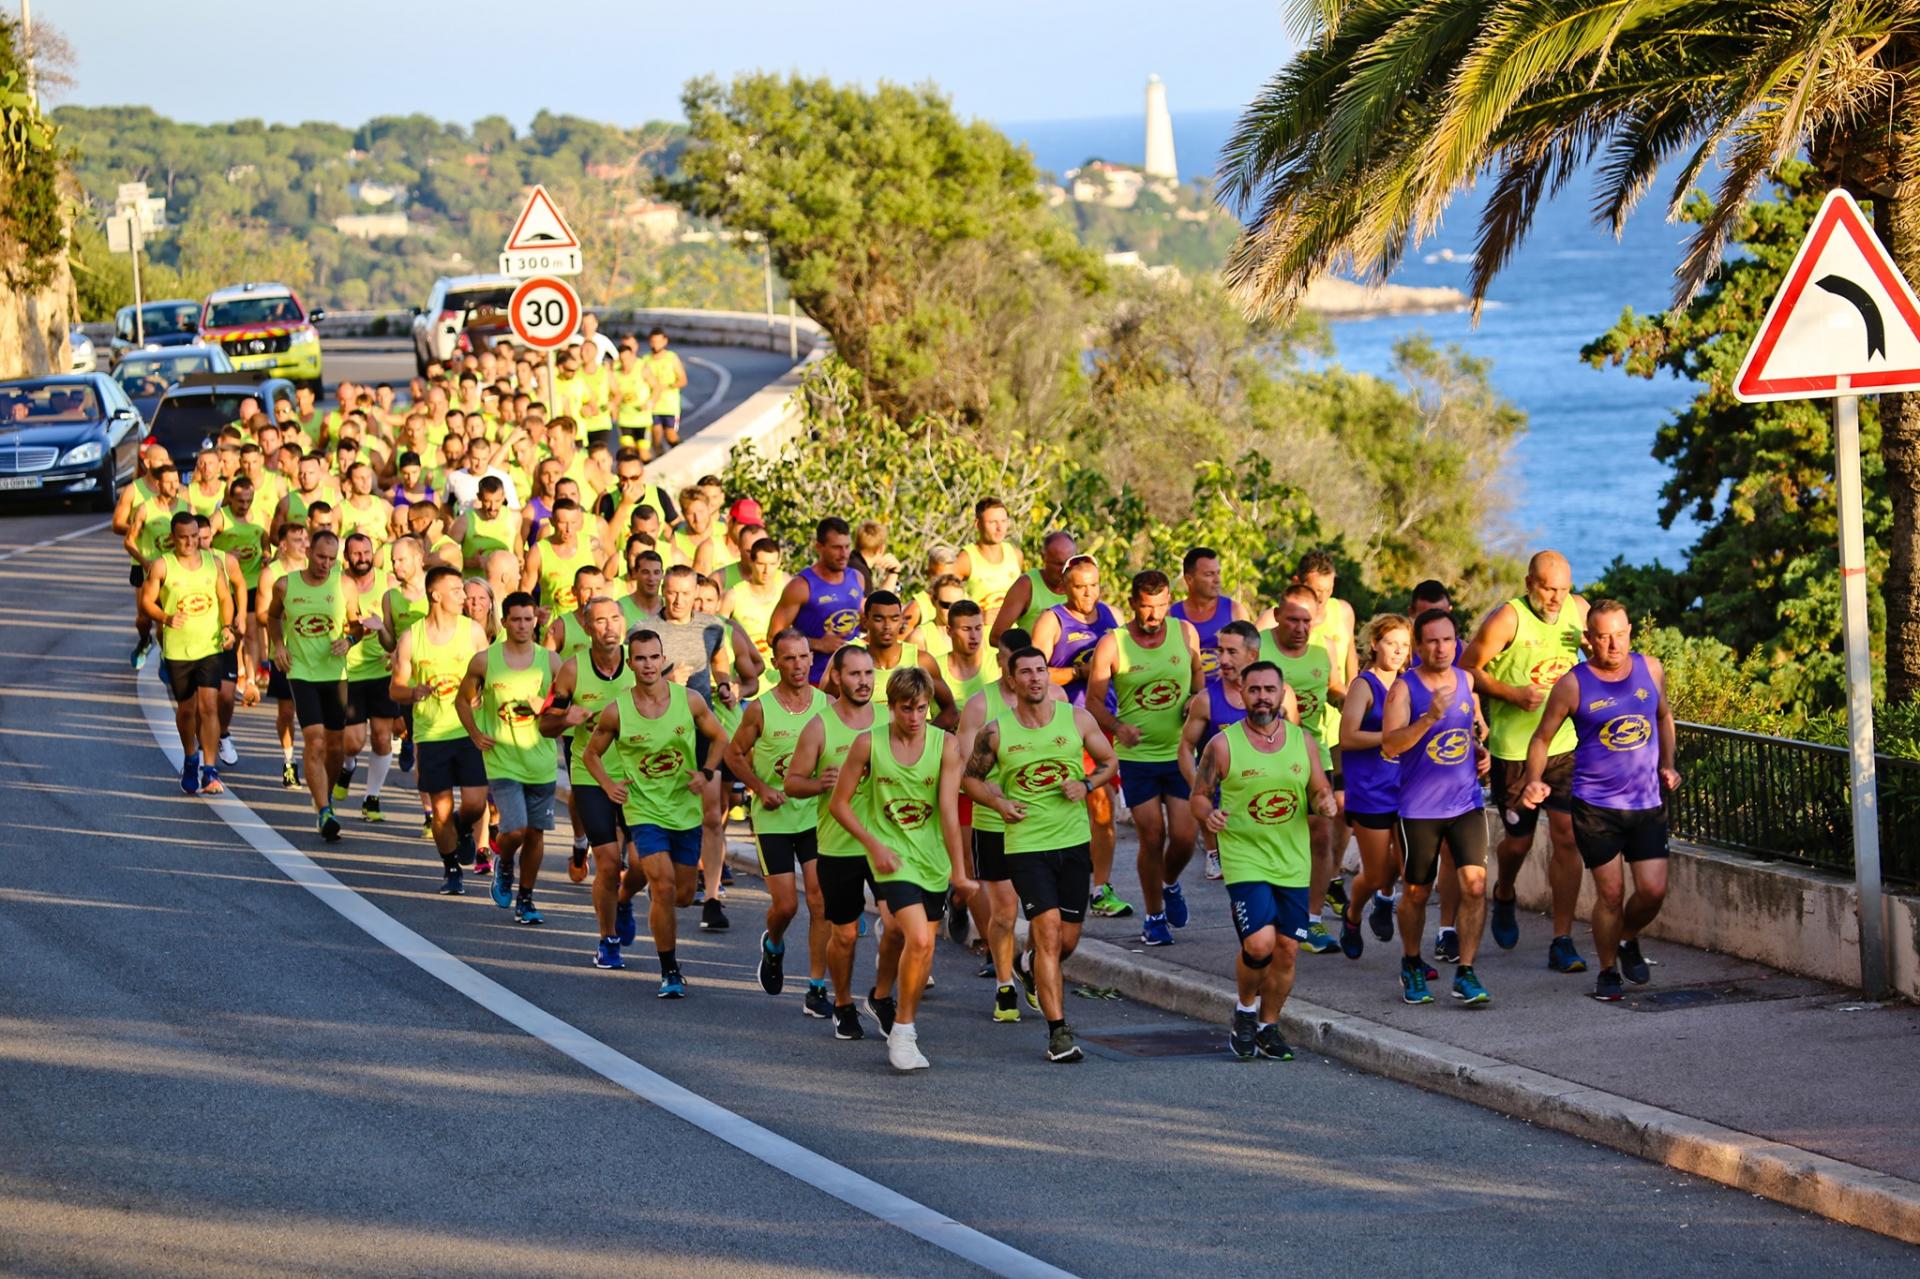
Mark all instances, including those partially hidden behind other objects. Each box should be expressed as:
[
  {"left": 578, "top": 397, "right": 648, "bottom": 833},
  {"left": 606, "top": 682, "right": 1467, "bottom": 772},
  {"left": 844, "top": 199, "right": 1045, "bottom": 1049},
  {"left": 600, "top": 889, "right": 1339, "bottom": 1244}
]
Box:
[{"left": 1002, "top": 108, "right": 1703, "bottom": 581}]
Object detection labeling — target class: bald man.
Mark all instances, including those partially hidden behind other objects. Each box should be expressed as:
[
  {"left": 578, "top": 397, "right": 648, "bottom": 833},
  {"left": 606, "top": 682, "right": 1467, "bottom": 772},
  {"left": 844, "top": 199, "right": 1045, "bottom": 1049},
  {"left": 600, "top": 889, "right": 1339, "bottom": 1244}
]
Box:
[{"left": 1462, "top": 550, "right": 1591, "bottom": 974}]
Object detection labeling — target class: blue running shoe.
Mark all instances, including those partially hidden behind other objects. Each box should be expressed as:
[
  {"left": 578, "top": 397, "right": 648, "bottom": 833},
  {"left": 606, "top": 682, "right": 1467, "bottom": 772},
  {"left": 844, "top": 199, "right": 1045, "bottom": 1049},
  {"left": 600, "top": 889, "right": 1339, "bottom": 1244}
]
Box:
[
  {"left": 1434, "top": 929, "right": 1460, "bottom": 964},
  {"left": 1141, "top": 914, "right": 1175, "bottom": 947},
  {"left": 615, "top": 898, "right": 637, "bottom": 946},
  {"left": 318, "top": 807, "right": 342, "bottom": 842},
  {"left": 131, "top": 637, "right": 153, "bottom": 670},
  {"left": 180, "top": 752, "right": 201, "bottom": 795},
  {"left": 1452, "top": 965, "right": 1491, "bottom": 1006},
  {"left": 658, "top": 968, "right": 687, "bottom": 999},
  {"left": 1547, "top": 935, "right": 1588, "bottom": 973},
  {"left": 1162, "top": 880, "right": 1189, "bottom": 929},
  {"left": 1339, "top": 915, "right": 1364, "bottom": 960},
  {"left": 1593, "top": 968, "right": 1625, "bottom": 1002},
  {"left": 198, "top": 765, "right": 223, "bottom": 796},
  {"left": 1618, "top": 938, "right": 1652, "bottom": 985},
  {"left": 513, "top": 896, "right": 543, "bottom": 926},
  {"left": 397, "top": 737, "right": 415, "bottom": 773},
  {"left": 595, "top": 937, "right": 624, "bottom": 969},
  {"left": 491, "top": 857, "right": 514, "bottom": 909},
  {"left": 1491, "top": 893, "right": 1520, "bottom": 950},
  {"left": 1300, "top": 922, "right": 1338, "bottom": 954},
  {"left": 1400, "top": 961, "right": 1434, "bottom": 1005},
  {"left": 1369, "top": 894, "right": 1396, "bottom": 943},
  {"left": 857, "top": 914, "right": 869, "bottom": 938}
]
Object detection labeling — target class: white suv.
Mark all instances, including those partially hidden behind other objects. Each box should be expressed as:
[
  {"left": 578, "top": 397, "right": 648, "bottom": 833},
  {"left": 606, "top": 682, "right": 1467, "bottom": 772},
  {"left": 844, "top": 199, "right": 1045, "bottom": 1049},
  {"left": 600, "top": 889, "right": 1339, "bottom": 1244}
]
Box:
[{"left": 412, "top": 275, "right": 519, "bottom": 373}]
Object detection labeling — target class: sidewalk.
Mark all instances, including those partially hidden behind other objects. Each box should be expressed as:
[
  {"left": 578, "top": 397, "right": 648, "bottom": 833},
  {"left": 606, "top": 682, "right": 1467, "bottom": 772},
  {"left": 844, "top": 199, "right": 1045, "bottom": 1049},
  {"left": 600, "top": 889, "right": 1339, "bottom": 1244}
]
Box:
[{"left": 1055, "top": 815, "right": 1920, "bottom": 1242}]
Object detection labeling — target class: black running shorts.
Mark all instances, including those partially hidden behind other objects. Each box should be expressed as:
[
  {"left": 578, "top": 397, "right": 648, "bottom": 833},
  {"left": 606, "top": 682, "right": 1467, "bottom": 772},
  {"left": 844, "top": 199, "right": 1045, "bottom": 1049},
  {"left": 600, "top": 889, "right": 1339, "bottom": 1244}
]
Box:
[
  {"left": 873, "top": 879, "right": 947, "bottom": 921},
  {"left": 1007, "top": 843, "right": 1093, "bottom": 924},
  {"left": 1398, "top": 809, "right": 1489, "bottom": 887},
  {"left": 289, "top": 677, "right": 349, "bottom": 732},
  {"left": 1572, "top": 798, "right": 1669, "bottom": 870},
  {"left": 816, "top": 854, "right": 873, "bottom": 927},
  {"left": 163, "top": 653, "right": 224, "bottom": 702}
]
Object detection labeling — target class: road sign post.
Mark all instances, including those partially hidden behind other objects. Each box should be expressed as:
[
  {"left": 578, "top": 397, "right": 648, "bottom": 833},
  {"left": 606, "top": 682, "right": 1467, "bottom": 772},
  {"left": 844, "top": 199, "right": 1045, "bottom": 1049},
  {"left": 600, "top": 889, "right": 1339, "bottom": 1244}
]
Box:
[{"left": 1732, "top": 190, "right": 1916, "bottom": 997}]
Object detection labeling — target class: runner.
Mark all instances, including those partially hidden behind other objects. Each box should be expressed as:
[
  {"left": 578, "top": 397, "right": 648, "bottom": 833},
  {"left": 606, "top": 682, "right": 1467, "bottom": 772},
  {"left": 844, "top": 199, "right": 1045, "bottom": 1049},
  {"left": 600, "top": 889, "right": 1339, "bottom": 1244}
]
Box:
[
  {"left": 644, "top": 328, "right": 688, "bottom": 450},
  {"left": 953, "top": 497, "right": 1024, "bottom": 626},
  {"left": 1192, "top": 660, "right": 1337, "bottom": 1060},
  {"left": 723, "top": 629, "right": 834, "bottom": 1016},
  {"left": 1520, "top": 601, "right": 1680, "bottom": 1000},
  {"left": 827, "top": 667, "right": 970, "bottom": 1070},
  {"left": 1336, "top": 614, "right": 1410, "bottom": 959},
  {"left": 844, "top": 590, "right": 955, "bottom": 725},
  {"left": 768, "top": 517, "right": 866, "bottom": 687},
  {"left": 377, "top": 535, "right": 431, "bottom": 806},
  {"left": 448, "top": 475, "right": 516, "bottom": 574},
  {"left": 1407, "top": 578, "right": 1466, "bottom": 957},
  {"left": 456, "top": 592, "right": 560, "bottom": 926},
  {"left": 1178, "top": 620, "right": 1286, "bottom": 881},
  {"left": 719, "top": 534, "right": 788, "bottom": 663},
  {"left": 1087, "top": 570, "right": 1203, "bottom": 946},
  {"left": 268, "top": 528, "right": 363, "bottom": 841},
  {"left": 209, "top": 475, "right": 266, "bottom": 763},
  {"left": 389, "top": 565, "right": 491, "bottom": 892},
  {"left": 618, "top": 548, "right": 666, "bottom": 624},
  {"left": 783, "top": 646, "right": 881, "bottom": 1037},
  {"left": 519, "top": 499, "right": 599, "bottom": 613},
  {"left": 1462, "top": 550, "right": 1591, "bottom": 973},
  {"left": 336, "top": 533, "right": 397, "bottom": 821},
  {"left": 1028, "top": 555, "right": 1132, "bottom": 920},
  {"left": 962, "top": 646, "right": 1119, "bottom": 1063},
  {"left": 258, "top": 522, "right": 309, "bottom": 787},
  {"left": 1260, "top": 585, "right": 1340, "bottom": 953},
  {"left": 140, "top": 511, "right": 236, "bottom": 795},
  {"left": 1381, "top": 609, "right": 1494, "bottom": 1007},
  {"left": 122, "top": 457, "right": 184, "bottom": 669},
  {"left": 1169, "top": 547, "right": 1249, "bottom": 687},
  {"left": 581, "top": 628, "right": 730, "bottom": 997},
  {"left": 935, "top": 598, "right": 1001, "bottom": 946}
]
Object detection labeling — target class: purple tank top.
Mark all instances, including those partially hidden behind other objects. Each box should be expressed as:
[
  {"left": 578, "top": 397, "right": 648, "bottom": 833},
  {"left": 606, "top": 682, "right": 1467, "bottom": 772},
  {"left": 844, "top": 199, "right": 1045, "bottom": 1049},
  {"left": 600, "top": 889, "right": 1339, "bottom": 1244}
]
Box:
[
  {"left": 1396, "top": 669, "right": 1481, "bottom": 820},
  {"left": 1571, "top": 655, "right": 1663, "bottom": 809},
  {"left": 525, "top": 496, "right": 554, "bottom": 543},
  {"left": 1342, "top": 670, "right": 1400, "bottom": 815},
  {"left": 796, "top": 565, "right": 865, "bottom": 684},
  {"left": 392, "top": 482, "right": 436, "bottom": 508},
  {"left": 1170, "top": 596, "right": 1238, "bottom": 686},
  {"left": 1204, "top": 680, "right": 1246, "bottom": 742},
  {"left": 1045, "top": 602, "right": 1116, "bottom": 707}
]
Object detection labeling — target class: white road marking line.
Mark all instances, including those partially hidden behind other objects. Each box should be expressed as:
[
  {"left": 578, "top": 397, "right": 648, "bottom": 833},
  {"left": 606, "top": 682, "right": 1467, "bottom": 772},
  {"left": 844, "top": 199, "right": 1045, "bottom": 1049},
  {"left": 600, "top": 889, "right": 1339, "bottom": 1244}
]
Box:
[
  {"left": 129, "top": 626, "right": 1069, "bottom": 1279},
  {"left": 683, "top": 355, "right": 733, "bottom": 426},
  {"left": 0, "top": 518, "right": 112, "bottom": 562}
]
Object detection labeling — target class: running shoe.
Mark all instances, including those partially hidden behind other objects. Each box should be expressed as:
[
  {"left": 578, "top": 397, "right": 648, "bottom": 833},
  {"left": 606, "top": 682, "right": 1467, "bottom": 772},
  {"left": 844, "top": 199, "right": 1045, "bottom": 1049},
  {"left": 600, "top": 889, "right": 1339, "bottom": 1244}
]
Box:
[
  {"left": 1416, "top": 955, "right": 1440, "bottom": 981},
  {"left": 130, "top": 638, "right": 153, "bottom": 670},
  {"left": 568, "top": 841, "right": 589, "bottom": 883},
  {"left": 834, "top": 1004, "right": 864, "bottom": 1040},
  {"left": 594, "top": 937, "right": 624, "bottom": 969},
  {"left": 758, "top": 931, "right": 786, "bottom": 995},
  {"left": 454, "top": 825, "right": 476, "bottom": 868},
  {"left": 180, "top": 752, "right": 201, "bottom": 796},
  {"left": 397, "top": 737, "right": 415, "bottom": 773},
  {"left": 1452, "top": 965, "right": 1491, "bottom": 1006},
  {"left": 864, "top": 989, "right": 897, "bottom": 1035},
  {"left": 1434, "top": 929, "right": 1461, "bottom": 964},
  {"left": 1490, "top": 893, "right": 1520, "bottom": 950},
  {"left": 361, "top": 797, "right": 383, "bottom": 823},
  {"left": 721, "top": 863, "right": 733, "bottom": 887},
  {"left": 318, "top": 807, "right": 342, "bottom": 842},
  {"left": 1547, "top": 935, "right": 1588, "bottom": 973},
  {"left": 887, "top": 1024, "right": 930, "bottom": 1072},
  {"left": 1203, "top": 848, "right": 1223, "bottom": 881},
  {"left": 728, "top": 803, "right": 747, "bottom": 823},
  {"left": 615, "top": 899, "right": 637, "bottom": 946},
  {"left": 490, "top": 857, "right": 514, "bottom": 909},
  {"left": 218, "top": 735, "right": 238, "bottom": 766},
  {"left": 199, "top": 766, "right": 224, "bottom": 796},
  {"left": 993, "top": 983, "right": 1022, "bottom": 1023},
  {"left": 1045, "top": 1024, "right": 1084, "bottom": 1063},
  {"left": 1141, "top": 914, "right": 1175, "bottom": 947},
  {"left": 1618, "top": 938, "right": 1651, "bottom": 985},
  {"left": 1300, "top": 922, "right": 1338, "bottom": 954},
  {"left": 1400, "top": 960, "right": 1434, "bottom": 1005},
  {"left": 946, "top": 894, "right": 972, "bottom": 946},
  {"left": 1254, "top": 1026, "right": 1294, "bottom": 1061},
  {"left": 658, "top": 968, "right": 686, "bottom": 999},
  {"left": 420, "top": 816, "right": 433, "bottom": 841},
  {"left": 1090, "top": 884, "right": 1134, "bottom": 918},
  {"left": 1339, "top": 914, "right": 1364, "bottom": 960},
  {"left": 1325, "top": 877, "right": 1349, "bottom": 917},
  {"left": 1162, "top": 880, "right": 1189, "bottom": 929},
  {"left": 281, "top": 761, "right": 299, "bottom": 789},
  {"left": 1592, "top": 968, "right": 1625, "bottom": 1002},
  {"left": 440, "top": 867, "right": 465, "bottom": 896},
  {"left": 1014, "top": 950, "right": 1040, "bottom": 1011},
  {"left": 514, "top": 897, "right": 544, "bottom": 926},
  {"left": 803, "top": 982, "right": 832, "bottom": 1019},
  {"left": 332, "top": 776, "right": 351, "bottom": 804},
  {"left": 700, "top": 897, "right": 729, "bottom": 931},
  {"left": 1228, "top": 1009, "right": 1258, "bottom": 1060},
  {"left": 472, "top": 843, "right": 494, "bottom": 876},
  {"left": 1369, "top": 895, "right": 1396, "bottom": 943},
  {"left": 976, "top": 959, "right": 996, "bottom": 979}
]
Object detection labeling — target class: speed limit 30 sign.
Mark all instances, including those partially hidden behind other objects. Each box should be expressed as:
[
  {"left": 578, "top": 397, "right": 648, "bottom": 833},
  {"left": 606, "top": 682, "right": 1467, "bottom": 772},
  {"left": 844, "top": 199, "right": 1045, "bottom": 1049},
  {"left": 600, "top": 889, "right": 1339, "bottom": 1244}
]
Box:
[{"left": 508, "top": 276, "right": 581, "bottom": 350}]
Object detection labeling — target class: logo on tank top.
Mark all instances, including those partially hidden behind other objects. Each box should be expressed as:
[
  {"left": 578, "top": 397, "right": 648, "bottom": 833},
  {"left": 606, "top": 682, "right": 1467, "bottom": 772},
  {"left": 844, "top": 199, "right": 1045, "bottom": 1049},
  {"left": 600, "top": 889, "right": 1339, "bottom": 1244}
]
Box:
[
  {"left": 633, "top": 748, "right": 686, "bottom": 780},
  {"left": 1132, "top": 678, "right": 1185, "bottom": 712},
  {"left": 1426, "top": 727, "right": 1471, "bottom": 765},
  {"left": 1066, "top": 629, "right": 1092, "bottom": 645},
  {"left": 1199, "top": 648, "right": 1220, "bottom": 675},
  {"left": 1529, "top": 656, "right": 1576, "bottom": 689},
  {"left": 1597, "top": 714, "right": 1652, "bottom": 752},
  {"left": 429, "top": 673, "right": 461, "bottom": 699},
  {"left": 293, "top": 612, "right": 335, "bottom": 638},
  {"left": 826, "top": 609, "right": 859, "bottom": 638},
  {"left": 177, "top": 591, "right": 214, "bottom": 617},
  {"left": 883, "top": 797, "right": 933, "bottom": 829},
  {"left": 769, "top": 752, "right": 794, "bottom": 782},
  {"left": 1011, "top": 758, "right": 1075, "bottom": 795},
  {"left": 1294, "top": 689, "right": 1321, "bottom": 722},
  {"left": 1246, "top": 788, "right": 1299, "bottom": 824},
  {"left": 233, "top": 544, "right": 260, "bottom": 565}
]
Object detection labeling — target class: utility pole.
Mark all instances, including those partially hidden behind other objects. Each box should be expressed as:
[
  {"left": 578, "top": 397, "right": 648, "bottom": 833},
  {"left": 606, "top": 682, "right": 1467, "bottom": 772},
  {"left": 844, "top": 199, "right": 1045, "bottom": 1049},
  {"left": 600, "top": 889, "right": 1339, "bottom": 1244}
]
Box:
[{"left": 19, "top": 0, "right": 35, "bottom": 106}]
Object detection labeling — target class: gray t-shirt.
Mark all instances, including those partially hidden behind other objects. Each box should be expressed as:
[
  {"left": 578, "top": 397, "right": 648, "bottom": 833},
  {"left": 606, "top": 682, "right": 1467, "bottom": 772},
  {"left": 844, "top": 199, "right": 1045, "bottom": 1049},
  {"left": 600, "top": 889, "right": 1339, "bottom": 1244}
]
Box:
[{"left": 651, "top": 612, "right": 727, "bottom": 699}]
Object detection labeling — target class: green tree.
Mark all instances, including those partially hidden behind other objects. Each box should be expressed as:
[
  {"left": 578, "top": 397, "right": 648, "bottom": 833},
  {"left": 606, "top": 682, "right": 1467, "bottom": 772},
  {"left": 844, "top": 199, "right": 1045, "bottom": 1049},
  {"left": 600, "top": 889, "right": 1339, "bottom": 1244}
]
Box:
[{"left": 1218, "top": 0, "right": 1920, "bottom": 701}]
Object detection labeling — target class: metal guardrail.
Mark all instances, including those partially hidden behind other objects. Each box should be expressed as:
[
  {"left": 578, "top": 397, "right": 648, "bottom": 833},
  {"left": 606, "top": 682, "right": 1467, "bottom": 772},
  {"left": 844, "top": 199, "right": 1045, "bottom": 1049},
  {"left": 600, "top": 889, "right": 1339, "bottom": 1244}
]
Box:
[{"left": 1669, "top": 722, "right": 1919, "bottom": 889}]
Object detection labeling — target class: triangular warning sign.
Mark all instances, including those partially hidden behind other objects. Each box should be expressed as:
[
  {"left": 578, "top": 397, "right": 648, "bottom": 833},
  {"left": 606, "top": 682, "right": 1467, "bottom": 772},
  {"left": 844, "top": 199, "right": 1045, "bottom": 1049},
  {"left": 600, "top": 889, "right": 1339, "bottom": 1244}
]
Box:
[
  {"left": 503, "top": 185, "right": 580, "bottom": 253},
  {"left": 1735, "top": 189, "right": 1920, "bottom": 402}
]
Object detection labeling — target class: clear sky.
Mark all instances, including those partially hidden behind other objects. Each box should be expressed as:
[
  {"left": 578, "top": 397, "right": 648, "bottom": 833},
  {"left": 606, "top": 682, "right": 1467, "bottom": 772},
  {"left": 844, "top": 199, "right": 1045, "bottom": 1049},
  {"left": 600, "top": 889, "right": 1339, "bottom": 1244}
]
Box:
[{"left": 30, "top": 0, "right": 1293, "bottom": 127}]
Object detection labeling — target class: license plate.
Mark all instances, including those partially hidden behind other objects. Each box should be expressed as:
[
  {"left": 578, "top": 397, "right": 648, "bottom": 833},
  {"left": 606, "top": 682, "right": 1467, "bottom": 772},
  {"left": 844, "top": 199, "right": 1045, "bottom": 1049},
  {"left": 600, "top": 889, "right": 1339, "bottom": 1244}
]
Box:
[{"left": 0, "top": 475, "right": 43, "bottom": 491}]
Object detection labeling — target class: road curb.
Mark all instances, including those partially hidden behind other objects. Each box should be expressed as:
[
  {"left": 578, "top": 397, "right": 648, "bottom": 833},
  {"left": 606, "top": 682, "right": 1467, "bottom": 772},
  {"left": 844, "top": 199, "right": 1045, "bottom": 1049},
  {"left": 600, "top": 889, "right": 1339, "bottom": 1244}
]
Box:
[{"left": 1061, "top": 934, "right": 1920, "bottom": 1246}]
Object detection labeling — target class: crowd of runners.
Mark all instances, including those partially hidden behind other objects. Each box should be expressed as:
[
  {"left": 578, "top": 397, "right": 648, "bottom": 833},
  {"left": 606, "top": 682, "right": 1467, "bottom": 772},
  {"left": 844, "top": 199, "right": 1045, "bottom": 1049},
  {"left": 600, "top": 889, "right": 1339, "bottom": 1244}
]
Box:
[{"left": 114, "top": 321, "right": 1683, "bottom": 1071}]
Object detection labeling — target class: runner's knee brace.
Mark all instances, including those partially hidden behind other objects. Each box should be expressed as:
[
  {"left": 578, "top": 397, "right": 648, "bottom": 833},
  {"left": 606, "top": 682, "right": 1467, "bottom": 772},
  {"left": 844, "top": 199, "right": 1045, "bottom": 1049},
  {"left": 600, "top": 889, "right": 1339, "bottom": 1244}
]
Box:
[{"left": 1240, "top": 948, "right": 1272, "bottom": 969}]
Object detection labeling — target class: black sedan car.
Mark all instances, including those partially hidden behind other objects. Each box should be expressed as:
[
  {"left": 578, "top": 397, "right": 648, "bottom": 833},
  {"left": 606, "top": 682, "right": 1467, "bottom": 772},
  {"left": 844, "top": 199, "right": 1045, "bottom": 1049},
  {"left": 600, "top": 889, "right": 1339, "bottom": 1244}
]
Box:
[
  {"left": 145, "top": 372, "right": 298, "bottom": 461},
  {"left": 0, "top": 374, "right": 144, "bottom": 511},
  {"left": 110, "top": 344, "right": 236, "bottom": 422}
]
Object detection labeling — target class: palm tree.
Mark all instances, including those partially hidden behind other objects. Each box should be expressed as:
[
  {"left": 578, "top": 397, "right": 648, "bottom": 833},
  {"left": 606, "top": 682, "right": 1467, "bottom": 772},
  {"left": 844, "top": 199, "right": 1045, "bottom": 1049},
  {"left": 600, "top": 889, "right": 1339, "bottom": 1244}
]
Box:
[{"left": 1219, "top": 0, "right": 1920, "bottom": 699}]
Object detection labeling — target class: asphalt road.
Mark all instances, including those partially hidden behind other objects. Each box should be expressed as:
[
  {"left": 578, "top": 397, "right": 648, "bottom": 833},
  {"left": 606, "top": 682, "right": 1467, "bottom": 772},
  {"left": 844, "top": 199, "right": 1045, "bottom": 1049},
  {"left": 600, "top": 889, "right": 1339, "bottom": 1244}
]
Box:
[{"left": 0, "top": 510, "right": 1914, "bottom": 1277}]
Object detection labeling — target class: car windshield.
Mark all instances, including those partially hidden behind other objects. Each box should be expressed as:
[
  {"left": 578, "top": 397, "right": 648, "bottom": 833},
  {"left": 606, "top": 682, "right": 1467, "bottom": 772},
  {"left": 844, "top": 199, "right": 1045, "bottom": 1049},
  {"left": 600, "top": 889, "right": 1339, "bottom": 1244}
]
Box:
[
  {"left": 141, "top": 303, "right": 200, "bottom": 337},
  {"left": 0, "top": 382, "right": 103, "bottom": 426},
  {"left": 148, "top": 393, "right": 255, "bottom": 446},
  {"left": 205, "top": 296, "right": 304, "bottom": 327},
  {"left": 451, "top": 286, "right": 515, "bottom": 317},
  {"left": 113, "top": 354, "right": 214, "bottom": 397}
]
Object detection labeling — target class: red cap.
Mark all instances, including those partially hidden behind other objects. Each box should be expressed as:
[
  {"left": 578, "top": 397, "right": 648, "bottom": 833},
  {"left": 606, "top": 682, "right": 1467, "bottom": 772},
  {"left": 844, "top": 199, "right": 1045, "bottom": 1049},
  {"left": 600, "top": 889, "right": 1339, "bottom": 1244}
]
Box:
[{"left": 729, "top": 498, "right": 764, "bottom": 526}]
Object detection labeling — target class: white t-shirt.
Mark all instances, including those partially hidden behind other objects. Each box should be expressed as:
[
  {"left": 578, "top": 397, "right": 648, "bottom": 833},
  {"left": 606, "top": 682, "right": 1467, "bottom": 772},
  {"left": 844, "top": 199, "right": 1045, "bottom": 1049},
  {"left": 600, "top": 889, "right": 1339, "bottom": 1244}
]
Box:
[{"left": 446, "top": 466, "right": 522, "bottom": 512}]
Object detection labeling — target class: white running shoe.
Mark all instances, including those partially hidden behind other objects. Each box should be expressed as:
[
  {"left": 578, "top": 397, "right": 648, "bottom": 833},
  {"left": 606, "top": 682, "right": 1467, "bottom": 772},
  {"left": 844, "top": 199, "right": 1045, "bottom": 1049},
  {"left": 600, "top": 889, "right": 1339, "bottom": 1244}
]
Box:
[
  {"left": 1204, "top": 848, "right": 1223, "bottom": 880},
  {"left": 218, "top": 736, "right": 239, "bottom": 765},
  {"left": 887, "top": 1024, "right": 929, "bottom": 1072}
]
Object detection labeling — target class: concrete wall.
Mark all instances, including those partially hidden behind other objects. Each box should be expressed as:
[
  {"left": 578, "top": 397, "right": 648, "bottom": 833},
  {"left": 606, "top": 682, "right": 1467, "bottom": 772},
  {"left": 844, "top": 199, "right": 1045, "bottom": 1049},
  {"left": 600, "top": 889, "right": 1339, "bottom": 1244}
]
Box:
[{"left": 1512, "top": 826, "right": 1920, "bottom": 1001}]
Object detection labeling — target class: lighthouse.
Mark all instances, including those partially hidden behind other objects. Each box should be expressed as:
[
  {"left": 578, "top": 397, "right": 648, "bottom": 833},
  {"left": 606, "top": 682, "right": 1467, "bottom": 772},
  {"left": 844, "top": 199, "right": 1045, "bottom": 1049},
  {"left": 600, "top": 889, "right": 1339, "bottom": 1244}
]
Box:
[{"left": 1144, "top": 74, "right": 1177, "bottom": 180}]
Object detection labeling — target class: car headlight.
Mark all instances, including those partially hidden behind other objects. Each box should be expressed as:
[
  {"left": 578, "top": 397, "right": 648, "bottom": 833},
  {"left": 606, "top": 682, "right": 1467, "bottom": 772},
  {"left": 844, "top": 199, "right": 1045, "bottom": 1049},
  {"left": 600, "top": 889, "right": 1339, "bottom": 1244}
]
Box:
[{"left": 59, "top": 442, "right": 104, "bottom": 467}]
